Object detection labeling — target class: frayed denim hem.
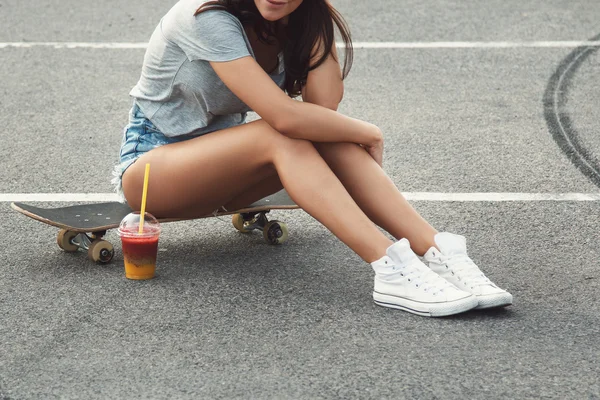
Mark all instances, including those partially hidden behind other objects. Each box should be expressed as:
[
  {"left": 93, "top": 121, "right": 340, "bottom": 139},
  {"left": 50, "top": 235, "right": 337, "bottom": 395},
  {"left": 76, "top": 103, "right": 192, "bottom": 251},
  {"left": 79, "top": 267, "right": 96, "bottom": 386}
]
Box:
[{"left": 111, "top": 158, "right": 138, "bottom": 204}]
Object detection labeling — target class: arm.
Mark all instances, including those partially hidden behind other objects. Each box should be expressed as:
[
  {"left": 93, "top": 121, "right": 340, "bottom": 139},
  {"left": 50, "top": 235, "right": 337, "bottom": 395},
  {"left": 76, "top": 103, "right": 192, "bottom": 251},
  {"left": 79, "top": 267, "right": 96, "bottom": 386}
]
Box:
[
  {"left": 209, "top": 57, "right": 381, "bottom": 147},
  {"left": 301, "top": 40, "right": 344, "bottom": 111},
  {"left": 301, "top": 41, "right": 384, "bottom": 166}
]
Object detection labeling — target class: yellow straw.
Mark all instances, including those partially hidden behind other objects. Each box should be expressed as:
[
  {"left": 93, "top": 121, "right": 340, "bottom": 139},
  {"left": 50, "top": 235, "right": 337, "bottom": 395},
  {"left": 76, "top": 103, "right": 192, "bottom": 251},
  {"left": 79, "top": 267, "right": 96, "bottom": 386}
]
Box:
[{"left": 138, "top": 163, "right": 151, "bottom": 234}]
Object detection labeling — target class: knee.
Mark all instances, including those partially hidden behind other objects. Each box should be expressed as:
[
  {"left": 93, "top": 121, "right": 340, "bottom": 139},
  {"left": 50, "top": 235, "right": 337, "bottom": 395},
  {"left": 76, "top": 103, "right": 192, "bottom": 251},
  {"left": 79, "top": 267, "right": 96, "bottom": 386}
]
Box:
[{"left": 270, "top": 135, "right": 318, "bottom": 167}]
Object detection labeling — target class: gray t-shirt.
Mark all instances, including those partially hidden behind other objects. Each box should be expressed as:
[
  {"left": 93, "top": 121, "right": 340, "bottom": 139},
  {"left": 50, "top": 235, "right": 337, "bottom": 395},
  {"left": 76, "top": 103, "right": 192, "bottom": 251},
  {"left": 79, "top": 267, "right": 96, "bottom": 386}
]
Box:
[{"left": 130, "top": 0, "right": 285, "bottom": 137}]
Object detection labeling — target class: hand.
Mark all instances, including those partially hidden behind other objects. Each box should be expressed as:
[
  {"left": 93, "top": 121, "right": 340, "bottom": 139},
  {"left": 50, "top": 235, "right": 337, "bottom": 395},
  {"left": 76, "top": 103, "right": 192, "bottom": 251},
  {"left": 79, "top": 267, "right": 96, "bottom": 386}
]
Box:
[{"left": 364, "top": 126, "right": 384, "bottom": 167}]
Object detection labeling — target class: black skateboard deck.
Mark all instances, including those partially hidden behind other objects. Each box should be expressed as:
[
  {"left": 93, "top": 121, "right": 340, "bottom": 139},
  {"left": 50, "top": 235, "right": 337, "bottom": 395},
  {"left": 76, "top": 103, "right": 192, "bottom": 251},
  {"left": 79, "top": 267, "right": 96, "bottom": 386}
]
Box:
[{"left": 12, "top": 189, "right": 299, "bottom": 263}]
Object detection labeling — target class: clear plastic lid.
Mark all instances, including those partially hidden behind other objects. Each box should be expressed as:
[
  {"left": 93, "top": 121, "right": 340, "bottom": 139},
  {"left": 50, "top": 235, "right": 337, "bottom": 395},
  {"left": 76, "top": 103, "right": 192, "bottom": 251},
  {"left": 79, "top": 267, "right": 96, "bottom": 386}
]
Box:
[{"left": 117, "top": 212, "right": 161, "bottom": 238}]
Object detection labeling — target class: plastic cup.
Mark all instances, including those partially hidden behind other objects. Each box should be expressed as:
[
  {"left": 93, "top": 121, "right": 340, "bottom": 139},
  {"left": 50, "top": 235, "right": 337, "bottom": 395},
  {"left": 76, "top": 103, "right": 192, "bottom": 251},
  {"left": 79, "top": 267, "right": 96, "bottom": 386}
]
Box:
[{"left": 118, "top": 212, "right": 161, "bottom": 280}]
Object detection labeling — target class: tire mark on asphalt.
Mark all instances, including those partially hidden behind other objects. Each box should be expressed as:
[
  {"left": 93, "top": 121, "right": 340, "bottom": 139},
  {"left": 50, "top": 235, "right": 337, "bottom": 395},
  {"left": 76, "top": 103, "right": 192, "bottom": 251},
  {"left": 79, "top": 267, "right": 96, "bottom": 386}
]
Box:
[
  {"left": 543, "top": 33, "right": 600, "bottom": 187},
  {"left": 0, "top": 385, "right": 11, "bottom": 400}
]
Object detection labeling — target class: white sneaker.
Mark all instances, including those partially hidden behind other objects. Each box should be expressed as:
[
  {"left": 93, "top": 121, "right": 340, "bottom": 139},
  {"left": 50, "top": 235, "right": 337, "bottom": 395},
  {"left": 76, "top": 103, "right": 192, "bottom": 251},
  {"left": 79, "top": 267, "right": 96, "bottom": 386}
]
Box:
[
  {"left": 371, "top": 239, "right": 478, "bottom": 317},
  {"left": 423, "top": 232, "right": 513, "bottom": 309}
]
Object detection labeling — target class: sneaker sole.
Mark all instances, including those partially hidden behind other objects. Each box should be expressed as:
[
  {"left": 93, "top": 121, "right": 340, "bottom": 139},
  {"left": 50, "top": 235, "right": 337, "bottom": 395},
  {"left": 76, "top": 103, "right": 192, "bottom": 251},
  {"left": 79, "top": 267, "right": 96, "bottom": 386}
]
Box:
[
  {"left": 475, "top": 292, "right": 513, "bottom": 309},
  {"left": 373, "top": 292, "right": 478, "bottom": 317}
]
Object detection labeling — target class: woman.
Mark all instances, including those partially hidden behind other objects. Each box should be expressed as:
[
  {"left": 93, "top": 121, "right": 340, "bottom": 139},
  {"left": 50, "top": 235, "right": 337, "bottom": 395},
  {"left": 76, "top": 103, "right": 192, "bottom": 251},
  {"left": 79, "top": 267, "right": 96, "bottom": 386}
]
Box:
[{"left": 113, "top": 0, "right": 512, "bottom": 317}]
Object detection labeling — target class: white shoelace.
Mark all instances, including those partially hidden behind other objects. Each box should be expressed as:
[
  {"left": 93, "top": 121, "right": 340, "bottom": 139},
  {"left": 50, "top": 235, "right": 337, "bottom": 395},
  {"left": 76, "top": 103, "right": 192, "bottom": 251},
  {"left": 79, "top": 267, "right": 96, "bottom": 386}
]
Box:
[
  {"left": 393, "top": 260, "right": 453, "bottom": 295},
  {"left": 440, "top": 254, "right": 490, "bottom": 287}
]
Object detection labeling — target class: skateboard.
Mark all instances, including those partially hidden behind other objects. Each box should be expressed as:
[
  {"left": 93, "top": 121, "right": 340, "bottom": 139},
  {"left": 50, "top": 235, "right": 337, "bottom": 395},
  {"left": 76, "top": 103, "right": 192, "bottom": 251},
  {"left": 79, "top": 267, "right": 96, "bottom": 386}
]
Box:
[{"left": 11, "top": 189, "right": 299, "bottom": 264}]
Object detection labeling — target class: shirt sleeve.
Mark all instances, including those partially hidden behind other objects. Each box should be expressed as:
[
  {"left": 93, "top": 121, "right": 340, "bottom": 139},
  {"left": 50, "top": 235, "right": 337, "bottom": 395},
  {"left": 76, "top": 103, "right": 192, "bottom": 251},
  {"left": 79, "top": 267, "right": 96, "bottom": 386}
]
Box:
[{"left": 172, "top": 9, "right": 252, "bottom": 62}]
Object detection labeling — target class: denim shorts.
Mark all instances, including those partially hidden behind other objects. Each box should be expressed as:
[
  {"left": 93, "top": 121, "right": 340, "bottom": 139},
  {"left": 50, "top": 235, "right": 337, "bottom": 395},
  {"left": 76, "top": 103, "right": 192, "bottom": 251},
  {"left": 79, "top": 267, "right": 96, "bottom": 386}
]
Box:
[{"left": 111, "top": 103, "right": 185, "bottom": 202}]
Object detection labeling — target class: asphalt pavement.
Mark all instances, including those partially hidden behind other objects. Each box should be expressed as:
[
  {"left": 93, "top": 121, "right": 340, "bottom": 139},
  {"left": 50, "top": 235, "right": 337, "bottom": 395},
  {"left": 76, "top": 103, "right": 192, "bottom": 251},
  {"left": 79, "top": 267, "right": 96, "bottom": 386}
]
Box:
[{"left": 1, "top": 0, "right": 599, "bottom": 399}]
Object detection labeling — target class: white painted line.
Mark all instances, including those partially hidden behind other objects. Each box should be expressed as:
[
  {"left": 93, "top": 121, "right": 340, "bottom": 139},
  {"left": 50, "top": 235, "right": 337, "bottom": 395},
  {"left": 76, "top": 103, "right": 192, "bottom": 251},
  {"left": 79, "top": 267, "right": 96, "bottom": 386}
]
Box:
[
  {"left": 2, "top": 193, "right": 121, "bottom": 202},
  {"left": 2, "top": 193, "right": 600, "bottom": 203},
  {"left": 353, "top": 41, "right": 600, "bottom": 49},
  {"left": 2, "top": 41, "right": 600, "bottom": 50},
  {"left": 0, "top": 42, "right": 148, "bottom": 49},
  {"left": 403, "top": 192, "right": 600, "bottom": 201}
]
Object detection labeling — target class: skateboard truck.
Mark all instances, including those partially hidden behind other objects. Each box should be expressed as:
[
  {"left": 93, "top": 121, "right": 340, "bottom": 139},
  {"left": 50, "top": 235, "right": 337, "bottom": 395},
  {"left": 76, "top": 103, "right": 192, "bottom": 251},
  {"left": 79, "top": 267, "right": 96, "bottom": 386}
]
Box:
[
  {"left": 57, "top": 229, "right": 115, "bottom": 264},
  {"left": 231, "top": 211, "right": 289, "bottom": 245}
]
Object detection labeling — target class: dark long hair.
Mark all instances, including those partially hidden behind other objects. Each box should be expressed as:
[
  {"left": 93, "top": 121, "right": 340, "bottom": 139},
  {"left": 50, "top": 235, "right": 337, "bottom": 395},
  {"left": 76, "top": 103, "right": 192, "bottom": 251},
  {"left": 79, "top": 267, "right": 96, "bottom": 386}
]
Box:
[{"left": 194, "top": 0, "right": 353, "bottom": 97}]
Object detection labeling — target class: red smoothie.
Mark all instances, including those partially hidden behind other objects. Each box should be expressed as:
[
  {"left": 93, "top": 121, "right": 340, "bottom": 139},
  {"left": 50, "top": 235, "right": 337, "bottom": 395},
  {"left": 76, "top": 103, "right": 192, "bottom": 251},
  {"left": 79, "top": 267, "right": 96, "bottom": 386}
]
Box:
[{"left": 120, "top": 226, "right": 160, "bottom": 280}]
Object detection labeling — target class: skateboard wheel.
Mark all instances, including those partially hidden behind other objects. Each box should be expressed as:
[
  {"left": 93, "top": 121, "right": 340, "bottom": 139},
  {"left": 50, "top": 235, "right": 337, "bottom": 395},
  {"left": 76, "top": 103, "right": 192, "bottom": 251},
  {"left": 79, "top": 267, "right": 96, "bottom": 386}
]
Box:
[
  {"left": 88, "top": 240, "right": 114, "bottom": 264},
  {"left": 263, "top": 220, "right": 288, "bottom": 245},
  {"left": 232, "top": 213, "right": 252, "bottom": 233},
  {"left": 57, "top": 229, "right": 79, "bottom": 252}
]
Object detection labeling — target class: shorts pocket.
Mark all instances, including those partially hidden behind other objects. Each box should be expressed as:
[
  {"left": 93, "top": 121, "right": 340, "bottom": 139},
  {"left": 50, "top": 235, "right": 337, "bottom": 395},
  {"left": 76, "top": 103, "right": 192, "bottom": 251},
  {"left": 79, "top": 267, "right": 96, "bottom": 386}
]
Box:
[
  {"left": 119, "top": 126, "right": 140, "bottom": 159},
  {"left": 120, "top": 102, "right": 173, "bottom": 160},
  {"left": 131, "top": 103, "right": 145, "bottom": 119}
]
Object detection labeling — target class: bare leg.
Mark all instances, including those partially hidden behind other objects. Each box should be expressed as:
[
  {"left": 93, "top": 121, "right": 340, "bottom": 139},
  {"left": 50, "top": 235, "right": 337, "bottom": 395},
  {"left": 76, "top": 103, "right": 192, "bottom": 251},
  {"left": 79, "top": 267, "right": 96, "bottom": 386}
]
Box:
[
  {"left": 222, "top": 173, "right": 283, "bottom": 211},
  {"left": 315, "top": 142, "right": 438, "bottom": 256},
  {"left": 123, "top": 120, "right": 393, "bottom": 262}
]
